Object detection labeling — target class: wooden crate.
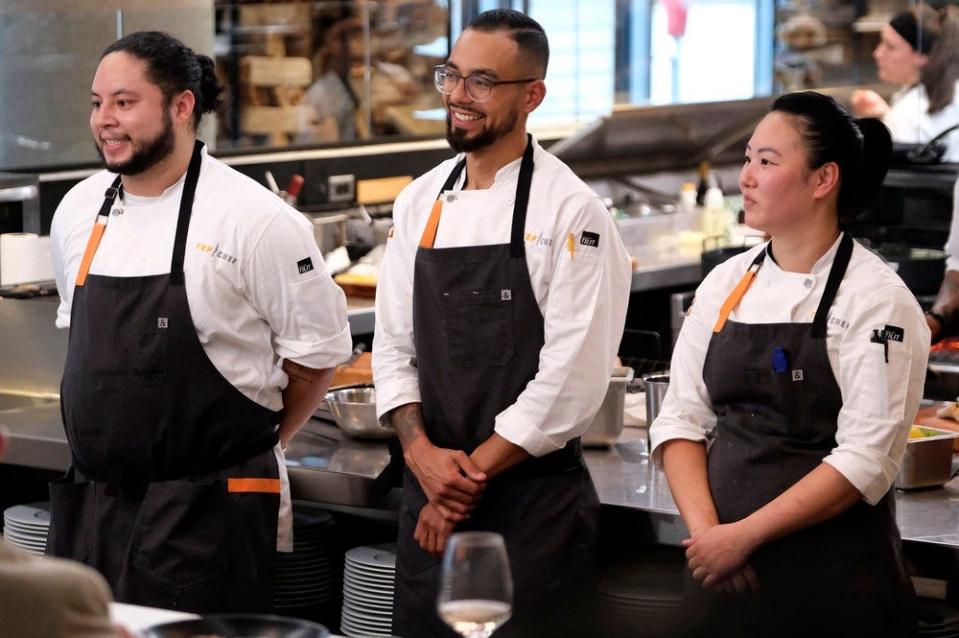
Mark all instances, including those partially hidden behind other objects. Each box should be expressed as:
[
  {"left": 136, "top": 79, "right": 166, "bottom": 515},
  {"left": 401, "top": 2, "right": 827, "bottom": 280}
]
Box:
[
  {"left": 240, "top": 55, "right": 313, "bottom": 87},
  {"left": 240, "top": 105, "right": 315, "bottom": 134},
  {"left": 238, "top": 2, "right": 312, "bottom": 27}
]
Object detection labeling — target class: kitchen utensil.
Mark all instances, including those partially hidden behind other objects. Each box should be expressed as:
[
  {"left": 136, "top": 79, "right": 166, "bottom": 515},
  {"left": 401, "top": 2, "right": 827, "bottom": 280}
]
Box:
[
  {"left": 303, "top": 212, "right": 348, "bottom": 254},
  {"left": 325, "top": 387, "right": 394, "bottom": 440},
  {"left": 643, "top": 374, "right": 670, "bottom": 425},
  {"left": 896, "top": 425, "right": 959, "bottom": 490},
  {"left": 142, "top": 613, "right": 329, "bottom": 638},
  {"left": 264, "top": 170, "right": 280, "bottom": 195},
  {"left": 582, "top": 367, "right": 635, "bottom": 447},
  {"left": 438, "top": 532, "right": 513, "bottom": 638},
  {"left": 286, "top": 174, "right": 305, "bottom": 205}
]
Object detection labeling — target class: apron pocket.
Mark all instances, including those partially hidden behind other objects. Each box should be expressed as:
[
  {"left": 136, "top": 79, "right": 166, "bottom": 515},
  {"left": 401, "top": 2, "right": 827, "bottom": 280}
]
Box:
[
  {"left": 89, "top": 323, "right": 168, "bottom": 386},
  {"left": 444, "top": 288, "right": 514, "bottom": 367},
  {"left": 132, "top": 478, "right": 230, "bottom": 589}
]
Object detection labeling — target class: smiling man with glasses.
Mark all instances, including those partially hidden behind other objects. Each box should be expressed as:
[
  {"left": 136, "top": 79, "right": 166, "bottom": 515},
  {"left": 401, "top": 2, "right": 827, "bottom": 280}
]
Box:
[{"left": 373, "top": 9, "right": 632, "bottom": 638}]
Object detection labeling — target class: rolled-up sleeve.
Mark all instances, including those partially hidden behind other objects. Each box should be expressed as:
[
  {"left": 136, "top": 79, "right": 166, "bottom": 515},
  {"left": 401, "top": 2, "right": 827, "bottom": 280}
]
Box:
[
  {"left": 493, "top": 195, "right": 632, "bottom": 457},
  {"left": 245, "top": 207, "right": 352, "bottom": 369},
  {"left": 372, "top": 190, "right": 422, "bottom": 419},
  {"left": 648, "top": 274, "right": 720, "bottom": 466},
  {"left": 823, "top": 285, "right": 930, "bottom": 504}
]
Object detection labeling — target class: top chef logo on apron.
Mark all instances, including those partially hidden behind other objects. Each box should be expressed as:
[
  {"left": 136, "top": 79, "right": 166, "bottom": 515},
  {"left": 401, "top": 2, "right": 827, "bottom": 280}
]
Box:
[{"left": 195, "top": 242, "right": 238, "bottom": 265}]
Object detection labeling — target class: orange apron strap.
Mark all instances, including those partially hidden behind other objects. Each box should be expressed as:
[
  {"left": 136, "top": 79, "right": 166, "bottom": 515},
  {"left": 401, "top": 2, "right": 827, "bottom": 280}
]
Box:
[
  {"left": 75, "top": 220, "right": 107, "bottom": 287},
  {"left": 713, "top": 264, "right": 760, "bottom": 333},
  {"left": 227, "top": 477, "right": 281, "bottom": 494},
  {"left": 419, "top": 199, "right": 444, "bottom": 249}
]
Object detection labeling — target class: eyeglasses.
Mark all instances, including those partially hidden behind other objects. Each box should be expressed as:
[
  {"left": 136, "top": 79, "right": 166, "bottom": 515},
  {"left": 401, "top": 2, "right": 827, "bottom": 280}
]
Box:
[{"left": 433, "top": 65, "right": 538, "bottom": 102}]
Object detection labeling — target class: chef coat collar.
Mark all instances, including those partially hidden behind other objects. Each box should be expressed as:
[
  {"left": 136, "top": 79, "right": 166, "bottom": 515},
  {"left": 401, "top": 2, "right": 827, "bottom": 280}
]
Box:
[
  {"left": 117, "top": 144, "right": 207, "bottom": 204},
  {"left": 764, "top": 231, "right": 845, "bottom": 279},
  {"left": 450, "top": 135, "right": 540, "bottom": 191}
]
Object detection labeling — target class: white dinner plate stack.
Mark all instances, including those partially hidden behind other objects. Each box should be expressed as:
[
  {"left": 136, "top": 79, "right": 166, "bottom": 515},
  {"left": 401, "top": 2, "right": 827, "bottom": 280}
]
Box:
[
  {"left": 340, "top": 543, "right": 397, "bottom": 637},
  {"left": 597, "top": 549, "right": 685, "bottom": 638},
  {"left": 2, "top": 502, "right": 51, "bottom": 555},
  {"left": 273, "top": 508, "right": 336, "bottom": 614}
]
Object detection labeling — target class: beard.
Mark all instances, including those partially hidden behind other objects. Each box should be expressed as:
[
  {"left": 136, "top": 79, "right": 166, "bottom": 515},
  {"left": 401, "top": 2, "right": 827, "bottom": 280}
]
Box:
[
  {"left": 95, "top": 110, "right": 175, "bottom": 176},
  {"left": 446, "top": 104, "right": 520, "bottom": 153}
]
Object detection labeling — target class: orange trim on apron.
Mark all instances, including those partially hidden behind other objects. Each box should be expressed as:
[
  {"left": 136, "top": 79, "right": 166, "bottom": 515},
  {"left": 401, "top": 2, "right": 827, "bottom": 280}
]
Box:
[
  {"left": 75, "top": 220, "right": 108, "bottom": 287},
  {"left": 712, "top": 263, "right": 761, "bottom": 333},
  {"left": 227, "top": 477, "right": 281, "bottom": 494},
  {"left": 419, "top": 199, "right": 444, "bottom": 249}
]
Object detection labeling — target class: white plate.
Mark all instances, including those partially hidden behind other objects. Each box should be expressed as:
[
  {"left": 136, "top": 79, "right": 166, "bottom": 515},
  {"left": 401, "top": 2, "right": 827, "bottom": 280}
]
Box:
[
  {"left": 344, "top": 576, "right": 395, "bottom": 593},
  {"left": 340, "top": 612, "right": 392, "bottom": 632},
  {"left": 345, "top": 544, "right": 396, "bottom": 569},
  {"left": 343, "top": 583, "right": 394, "bottom": 603},
  {"left": 339, "top": 620, "right": 393, "bottom": 637},
  {"left": 4, "top": 504, "right": 51, "bottom": 526},
  {"left": 344, "top": 572, "right": 394, "bottom": 587}
]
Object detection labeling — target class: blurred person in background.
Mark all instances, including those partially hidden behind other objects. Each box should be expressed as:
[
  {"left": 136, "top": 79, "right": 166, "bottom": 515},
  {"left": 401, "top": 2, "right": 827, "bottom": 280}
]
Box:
[{"left": 851, "top": 5, "right": 959, "bottom": 161}]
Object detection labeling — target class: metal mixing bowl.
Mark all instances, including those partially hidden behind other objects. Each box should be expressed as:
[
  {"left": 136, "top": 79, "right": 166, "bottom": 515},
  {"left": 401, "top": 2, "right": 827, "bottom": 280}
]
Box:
[{"left": 324, "top": 387, "right": 394, "bottom": 440}]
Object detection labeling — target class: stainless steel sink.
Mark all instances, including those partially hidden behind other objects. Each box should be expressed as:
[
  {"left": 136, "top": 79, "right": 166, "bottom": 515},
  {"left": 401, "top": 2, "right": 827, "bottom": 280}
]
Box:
[{"left": 0, "top": 392, "right": 58, "bottom": 412}]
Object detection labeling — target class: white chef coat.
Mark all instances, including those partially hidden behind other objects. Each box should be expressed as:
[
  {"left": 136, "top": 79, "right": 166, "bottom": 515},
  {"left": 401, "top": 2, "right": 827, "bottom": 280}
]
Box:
[
  {"left": 650, "top": 234, "right": 930, "bottom": 505},
  {"left": 372, "top": 137, "right": 633, "bottom": 457},
  {"left": 50, "top": 146, "right": 353, "bottom": 550},
  {"left": 884, "top": 81, "right": 959, "bottom": 163}
]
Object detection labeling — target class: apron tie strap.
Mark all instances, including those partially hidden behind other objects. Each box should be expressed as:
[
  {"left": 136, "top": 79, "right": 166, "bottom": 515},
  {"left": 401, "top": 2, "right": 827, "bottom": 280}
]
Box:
[
  {"left": 228, "top": 477, "right": 281, "bottom": 494},
  {"left": 713, "top": 251, "right": 766, "bottom": 333},
  {"left": 75, "top": 177, "right": 123, "bottom": 287},
  {"left": 419, "top": 199, "right": 444, "bottom": 249}
]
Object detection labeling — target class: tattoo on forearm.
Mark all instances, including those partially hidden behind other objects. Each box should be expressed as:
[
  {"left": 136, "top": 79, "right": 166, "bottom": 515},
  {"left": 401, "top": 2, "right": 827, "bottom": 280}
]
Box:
[{"left": 389, "top": 403, "right": 427, "bottom": 449}]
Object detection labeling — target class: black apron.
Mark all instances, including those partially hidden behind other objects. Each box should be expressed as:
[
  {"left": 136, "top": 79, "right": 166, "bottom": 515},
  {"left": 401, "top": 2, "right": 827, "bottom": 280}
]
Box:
[
  {"left": 393, "top": 137, "right": 600, "bottom": 638},
  {"left": 684, "top": 232, "right": 915, "bottom": 637},
  {"left": 47, "top": 141, "right": 282, "bottom": 613}
]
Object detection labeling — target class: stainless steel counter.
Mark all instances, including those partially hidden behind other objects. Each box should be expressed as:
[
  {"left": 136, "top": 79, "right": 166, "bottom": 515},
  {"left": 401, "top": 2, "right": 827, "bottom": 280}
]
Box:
[
  {"left": 4, "top": 405, "right": 958, "bottom": 549},
  {"left": 585, "top": 428, "right": 959, "bottom": 548}
]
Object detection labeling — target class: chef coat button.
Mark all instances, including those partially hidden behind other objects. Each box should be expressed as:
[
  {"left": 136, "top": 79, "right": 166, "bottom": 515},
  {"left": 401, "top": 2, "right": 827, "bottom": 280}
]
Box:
[
  {"left": 446, "top": 194, "right": 456, "bottom": 203},
  {"left": 803, "top": 278, "right": 813, "bottom": 289}
]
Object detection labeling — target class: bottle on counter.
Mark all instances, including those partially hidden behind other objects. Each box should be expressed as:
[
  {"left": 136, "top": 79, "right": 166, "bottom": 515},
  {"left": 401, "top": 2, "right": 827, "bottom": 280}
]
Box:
[
  {"left": 695, "top": 161, "right": 719, "bottom": 206},
  {"left": 677, "top": 182, "right": 697, "bottom": 212},
  {"left": 702, "top": 186, "right": 734, "bottom": 241}
]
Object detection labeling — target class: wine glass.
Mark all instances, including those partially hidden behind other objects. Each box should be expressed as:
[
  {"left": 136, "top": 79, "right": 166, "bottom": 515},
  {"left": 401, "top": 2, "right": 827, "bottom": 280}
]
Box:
[{"left": 436, "top": 531, "right": 513, "bottom": 638}]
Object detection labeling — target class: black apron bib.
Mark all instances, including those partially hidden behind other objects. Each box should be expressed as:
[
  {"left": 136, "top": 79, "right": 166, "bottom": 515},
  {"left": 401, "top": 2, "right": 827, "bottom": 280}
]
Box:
[
  {"left": 393, "top": 137, "right": 600, "bottom": 638},
  {"left": 47, "top": 141, "right": 282, "bottom": 613},
  {"left": 684, "top": 233, "right": 915, "bottom": 637}
]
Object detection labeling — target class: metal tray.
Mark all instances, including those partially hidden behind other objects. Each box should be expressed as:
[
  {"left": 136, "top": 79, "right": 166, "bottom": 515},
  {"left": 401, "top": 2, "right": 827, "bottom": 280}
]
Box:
[{"left": 896, "top": 425, "right": 959, "bottom": 490}]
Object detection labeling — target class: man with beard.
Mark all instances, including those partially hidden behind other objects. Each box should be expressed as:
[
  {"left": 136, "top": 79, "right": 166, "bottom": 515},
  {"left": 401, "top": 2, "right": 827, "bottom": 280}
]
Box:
[
  {"left": 372, "top": 10, "right": 631, "bottom": 638},
  {"left": 48, "top": 31, "right": 352, "bottom": 612}
]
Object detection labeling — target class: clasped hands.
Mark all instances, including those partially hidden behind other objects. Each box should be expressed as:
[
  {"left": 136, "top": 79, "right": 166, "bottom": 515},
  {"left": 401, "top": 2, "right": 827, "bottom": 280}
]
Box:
[
  {"left": 406, "top": 438, "right": 487, "bottom": 556},
  {"left": 683, "top": 520, "right": 762, "bottom": 595}
]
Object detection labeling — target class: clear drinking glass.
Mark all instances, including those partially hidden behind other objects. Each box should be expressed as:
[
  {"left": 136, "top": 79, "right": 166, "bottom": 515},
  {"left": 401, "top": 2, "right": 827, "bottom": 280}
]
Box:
[{"left": 436, "top": 532, "right": 513, "bottom": 638}]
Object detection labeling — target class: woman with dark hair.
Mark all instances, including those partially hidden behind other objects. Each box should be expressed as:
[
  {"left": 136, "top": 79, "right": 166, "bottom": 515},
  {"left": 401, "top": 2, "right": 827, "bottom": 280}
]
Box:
[
  {"left": 851, "top": 5, "right": 959, "bottom": 161},
  {"left": 650, "top": 91, "right": 928, "bottom": 636}
]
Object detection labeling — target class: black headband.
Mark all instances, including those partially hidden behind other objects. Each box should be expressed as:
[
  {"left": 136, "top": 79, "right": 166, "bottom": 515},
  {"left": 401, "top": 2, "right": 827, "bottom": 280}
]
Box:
[{"left": 889, "top": 11, "right": 936, "bottom": 54}]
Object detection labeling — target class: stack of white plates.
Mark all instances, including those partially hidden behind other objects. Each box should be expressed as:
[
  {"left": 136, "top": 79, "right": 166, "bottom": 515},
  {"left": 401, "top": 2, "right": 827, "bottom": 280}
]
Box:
[
  {"left": 340, "top": 543, "right": 397, "bottom": 637},
  {"left": 273, "top": 509, "right": 336, "bottom": 613},
  {"left": 597, "top": 550, "right": 685, "bottom": 638},
  {"left": 3, "top": 502, "right": 51, "bottom": 555}
]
